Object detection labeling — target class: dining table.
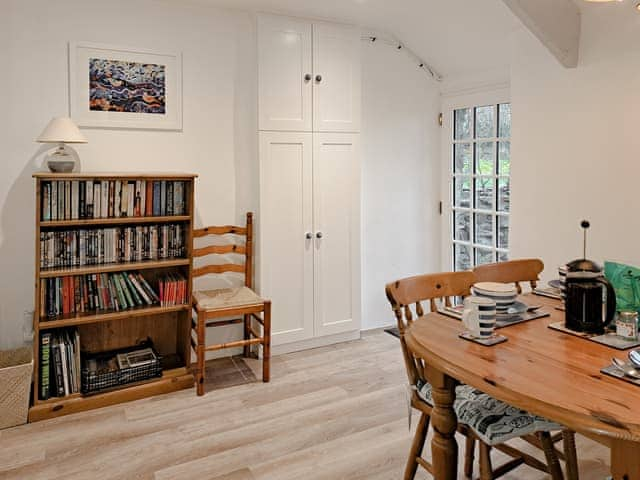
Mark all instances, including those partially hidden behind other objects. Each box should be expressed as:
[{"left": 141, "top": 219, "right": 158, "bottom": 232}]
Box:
[{"left": 405, "top": 293, "right": 640, "bottom": 480}]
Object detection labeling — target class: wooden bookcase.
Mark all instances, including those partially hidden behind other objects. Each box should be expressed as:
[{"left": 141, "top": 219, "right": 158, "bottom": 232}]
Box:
[{"left": 29, "top": 172, "right": 197, "bottom": 422}]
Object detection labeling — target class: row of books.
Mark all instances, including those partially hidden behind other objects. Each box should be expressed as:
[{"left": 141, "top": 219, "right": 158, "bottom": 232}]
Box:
[
  {"left": 42, "top": 271, "right": 165, "bottom": 318},
  {"left": 39, "top": 328, "right": 80, "bottom": 400},
  {"left": 40, "top": 180, "right": 187, "bottom": 221},
  {"left": 39, "top": 224, "right": 186, "bottom": 269},
  {"left": 159, "top": 273, "right": 188, "bottom": 307}
]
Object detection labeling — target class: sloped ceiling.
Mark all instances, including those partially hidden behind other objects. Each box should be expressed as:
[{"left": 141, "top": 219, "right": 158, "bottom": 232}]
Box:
[{"left": 184, "top": 0, "right": 520, "bottom": 79}]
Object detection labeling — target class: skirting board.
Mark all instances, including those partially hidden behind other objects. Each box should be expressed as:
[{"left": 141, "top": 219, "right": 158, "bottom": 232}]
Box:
[{"left": 270, "top": 330, "right": 361, "bottom": 356}]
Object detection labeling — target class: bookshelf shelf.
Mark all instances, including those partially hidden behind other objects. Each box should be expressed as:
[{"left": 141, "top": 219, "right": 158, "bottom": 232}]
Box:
[
  {"left": 40, "top": 215, "right": 191, "bottom": 228},
  {"left": 39, "top": 304, "right": 190, "bottom": 329},
  {"left": 31, "top": 173, "right": 197, "bottom": 422},
  {"left": 40, "top": 258, "right": 190, "bottom": 278}
]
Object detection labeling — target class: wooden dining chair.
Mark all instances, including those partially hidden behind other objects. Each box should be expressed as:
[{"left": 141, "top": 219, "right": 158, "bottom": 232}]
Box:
[
  {"left": 191, "top": 212, "right": 271, "bottom": 396},
  {"left": 473, "top": 258, "right": 544, "bottom": 294},
  {"left": 472, "top": 258, "right": 579, "bottom": 479},
  {"left": 386, "top": 271, "right": 571, "bottom": 480}
]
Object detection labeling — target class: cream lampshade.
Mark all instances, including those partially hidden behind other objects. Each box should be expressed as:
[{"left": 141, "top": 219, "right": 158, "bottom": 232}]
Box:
[{"left": 36, "top": 117, "right": 87, "bottom": 173}]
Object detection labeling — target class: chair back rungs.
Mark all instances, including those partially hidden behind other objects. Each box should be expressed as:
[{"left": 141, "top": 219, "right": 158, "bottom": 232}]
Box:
[{"left": 193, "top": 212, "right": 254, "bottom": 288}]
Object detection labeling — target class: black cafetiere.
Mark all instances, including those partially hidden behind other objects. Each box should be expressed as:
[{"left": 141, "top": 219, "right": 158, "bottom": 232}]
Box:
[{"left": 564, "top": 220, "right": 616, "bottom": 334}]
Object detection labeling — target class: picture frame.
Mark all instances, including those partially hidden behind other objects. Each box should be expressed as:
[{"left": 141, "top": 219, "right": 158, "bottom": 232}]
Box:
[{"left": 69, "top": 42, "right": 183, "bottom": 130}]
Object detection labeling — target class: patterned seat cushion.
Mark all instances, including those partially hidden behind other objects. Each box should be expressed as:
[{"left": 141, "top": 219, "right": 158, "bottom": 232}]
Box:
[
  {"left": 416, "top": 381, "right": 561, "bottom": 446},
  {"left": 194, "top": 286, "right": 264, "bottom": 311}
]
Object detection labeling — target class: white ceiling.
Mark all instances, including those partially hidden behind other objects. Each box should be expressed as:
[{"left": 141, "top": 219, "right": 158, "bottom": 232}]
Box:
[{"left": 186, "top": 0, "right": 520, "bottom": 79}]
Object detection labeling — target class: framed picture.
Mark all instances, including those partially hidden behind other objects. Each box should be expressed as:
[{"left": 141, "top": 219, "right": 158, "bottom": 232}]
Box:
[{"left": 69, "top": 42, "right": 182, "bottom": 130}]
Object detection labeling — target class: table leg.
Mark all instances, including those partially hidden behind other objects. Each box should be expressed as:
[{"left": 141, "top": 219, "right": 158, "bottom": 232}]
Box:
[
  {"left": 611, "top": 439, "right": 640, "bottom": 480},
  {"left": 426, "top": 366, "right": 458, "bottom": 480}
]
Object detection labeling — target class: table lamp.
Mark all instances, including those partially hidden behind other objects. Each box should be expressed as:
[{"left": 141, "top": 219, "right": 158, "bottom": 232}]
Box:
[{"left": 36, "top": 117, "right": 87, "bottom": 172}]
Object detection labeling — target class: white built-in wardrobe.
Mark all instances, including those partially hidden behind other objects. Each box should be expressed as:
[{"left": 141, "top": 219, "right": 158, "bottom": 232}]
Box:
[{"left": 257, "top": 14, "right": 361, "bottom": 351}]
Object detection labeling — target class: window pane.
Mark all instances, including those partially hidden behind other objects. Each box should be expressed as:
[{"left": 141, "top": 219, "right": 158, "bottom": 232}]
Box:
[
  {"left": 474, "top": 213, "right": 493, "bottom": 247},
  {"left": 498, "top": 141, "right": 510, "bottom": 175},
  {"left": 475, "top": 177, "right": 494, "bottom": 210},
  {"left": 498, "top": 178, "right": 510, "bottom": 212},
  {"left": 498, "top": 215, "right": 509, "bottom": 249},
  {"left": 475, "top": 248, "right": 495, "bottom": 266},
  {"left": 499, "top": 103, "right": 511, "bottom": 138},
  {"left": 454, "top": 211, "right": 471, "bottom": 241},
  {"left": 475, "top": 105, "right": 495, "bottom": 139},
  {"left": 454, "top": 243, "right": 472, "bottom": 272},
  {"left": 454, "top": 143, "right": 472, "bottom": 174},
  {"left": 454, "top": 176, "right": 471, "bottom": 208},
  {"left": 454, "top": 108, "right": 472, "bottom": 140},
  {"left": 475, "top": 142, "right": 495, "bottom": 175},
  {"left": 498, "top": 251, "right": 509, "bottom": 262}
]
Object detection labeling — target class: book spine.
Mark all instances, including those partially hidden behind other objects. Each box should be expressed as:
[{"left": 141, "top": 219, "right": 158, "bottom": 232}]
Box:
[
  {"left": 64, "top": 181, "right": 71, "bottom": 221},
  {"left": 108, "top": 181, "right": 115, "bottom": 218},
  {"left": 79, "top": 181, "right": 86, "bottom": 219},
  {"left": 152, "top": 182, "right": 161, "bottom": 216},
  {"left": 160, "top": 181, "right": 167, "bottom": 216},
  {"left": 117, "top": 273, "right": 136, "bottom": 307},
  {"left": 123, "top": 272, "right": 143, "bottom": 306},
  {"left": 52, "top": 338, "right": 64, "bottom": 397},
  {"left": 166, "top": 182, "right": 174, "bottom": 216},
  {"left": 71, "top": 180, "right": 79, "bottom": 220},
  {"left": 140, "top": 180, "right": 147, "bottom": 217},
  {"left": 39, "top": 333, "right": 52, "bottom": 400},
  {"left": 86, "top": 180, "right": 93, "bottom": 218},
  {"left": 101, "top": 180, "right": 109, "bottom": 218},
  {"left": 127, "top": 182, "right": 135, "bottom": 217},
  {"left": 93, "top": 182, "right": 101, "bottom": 219},
  {"left": 114, "top": 181, "right": 122, "bottom": 218},
  {"left": 145, "top": 181, "right": 154, "bottom": 216}
]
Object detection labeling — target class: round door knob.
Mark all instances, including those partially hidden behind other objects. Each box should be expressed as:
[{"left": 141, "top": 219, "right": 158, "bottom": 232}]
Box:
[
  {"left": 304, "top": 73, "right": 312, "bottom": 81},
  {"left": 315, "top": 74, "right": 322, "bottom": 82},
  {"left": 316, "top": 232, "right": 323, "bottom": 239},
  {"left": 305, "top": 232, "right": 313, "bottom": 239}
]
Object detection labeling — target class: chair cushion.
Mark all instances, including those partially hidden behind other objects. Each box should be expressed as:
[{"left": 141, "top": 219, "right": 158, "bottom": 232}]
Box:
[
  {"left": 194, "top": 286, "right": 264, "bottom": 311},
  {"left": 416, "top": 381, "right": 561, "bottom": 446}
]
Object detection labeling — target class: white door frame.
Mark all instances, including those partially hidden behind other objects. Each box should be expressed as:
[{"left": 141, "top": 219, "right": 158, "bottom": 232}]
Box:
[{"left": 440, "top": 86, "right": 511, "bottom": 272}]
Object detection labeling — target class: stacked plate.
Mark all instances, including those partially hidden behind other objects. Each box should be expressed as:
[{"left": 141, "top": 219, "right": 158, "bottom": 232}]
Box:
[{"left": 471, "top": 282, "right": 518, "bottom": 313}]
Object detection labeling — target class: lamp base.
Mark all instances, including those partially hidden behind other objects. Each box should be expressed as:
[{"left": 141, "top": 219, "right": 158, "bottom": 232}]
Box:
[{"left": 46, "top": 144, "right": 76, "bottom": 173}]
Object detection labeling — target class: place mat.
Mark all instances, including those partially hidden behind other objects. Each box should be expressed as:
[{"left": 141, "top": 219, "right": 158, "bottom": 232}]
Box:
[
  {"left": 548, "top": 321, "right": 640, "bottom": 350},
  {"left": 532, "top": 287, "right": 563, "bottom": 300},
  {"left": 459, "top": 331, "right": 508, "bottom": 346},
  {"left": 438, "top": 306, "right": 549, "bottom": 328},
  {"left": 601, "top": 363, "right": 640, "bottom": 387}
]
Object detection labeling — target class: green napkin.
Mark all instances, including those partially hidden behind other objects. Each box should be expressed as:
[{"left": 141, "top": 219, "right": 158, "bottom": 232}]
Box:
[{"left": 604, "top": 261, "right": 640, "bottom": 313}]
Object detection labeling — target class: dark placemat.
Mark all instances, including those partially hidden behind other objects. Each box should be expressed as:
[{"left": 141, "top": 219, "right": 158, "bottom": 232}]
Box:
[
  {"left": 601, "top": 363, "right": 640, "bottom": 386},
  {"left": 438, "top": 306, "right": 549, "bottom": 329},
  {"left": 548, "top": 321, "right": 640, "bottom": 350},
  {"left": 459, "top": 331, "right": 508, "bottom": 346}
]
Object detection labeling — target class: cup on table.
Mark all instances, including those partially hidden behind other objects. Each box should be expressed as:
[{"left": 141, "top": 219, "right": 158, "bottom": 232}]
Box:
[{"left": 462, "top": 296, "right": 497, "bottom": 339}]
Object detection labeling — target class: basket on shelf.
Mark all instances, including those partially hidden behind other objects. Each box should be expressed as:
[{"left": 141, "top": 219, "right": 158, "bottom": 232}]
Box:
[
  {"left": 0, "top": 346, "right": 33, "bottom": 429},
  {"left": 81, "top": 339, "right": 162, "bottom": 395}
]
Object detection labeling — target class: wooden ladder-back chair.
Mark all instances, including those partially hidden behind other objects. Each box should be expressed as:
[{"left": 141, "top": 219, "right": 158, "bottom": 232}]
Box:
[
  {"left": 473, "top": 258, "right": 544, "bottom": 294},
  {"left": 192, "top": 212, "right": 271, "bottom": 396},
  {"left": 386, "top": 271, "right": 572, "bottom": 480},
  {"left": 472, "top": 258, "right": 579, "bottom": 479}
]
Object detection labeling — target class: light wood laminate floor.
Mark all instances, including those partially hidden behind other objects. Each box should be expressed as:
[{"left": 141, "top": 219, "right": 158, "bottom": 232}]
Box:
[{"left": 0, "top": 330, "right": 611, "bottom": 479}]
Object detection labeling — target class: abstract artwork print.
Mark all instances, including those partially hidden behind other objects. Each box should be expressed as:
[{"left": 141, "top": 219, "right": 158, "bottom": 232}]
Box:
[{"left": 89, "top": 58, "right": 166, "bottom": 114}]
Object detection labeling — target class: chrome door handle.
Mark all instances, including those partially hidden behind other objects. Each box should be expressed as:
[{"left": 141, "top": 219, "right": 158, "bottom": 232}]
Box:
[
  {"left": 305, "top": 232, "right": 313, "bottom": 239},
  {"left": 316, "top": 232, "right": 323, "bottom": 239}
]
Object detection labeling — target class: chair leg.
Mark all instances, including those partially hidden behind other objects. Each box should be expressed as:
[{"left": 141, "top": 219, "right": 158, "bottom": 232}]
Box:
[
  {"left": 262, "top": 301, "right": 271, "bottom": 382},
  {"left": 403, "top": 412, "right": 430, "bottom": 480},
  {"left": 562, "top": 430, "right": 579, "bottom": 480},
  {"left": 464, "top": 434, "right": 476, "bottom": 478},
  {"left": 196, "top": 312, "right": 206, "bottom": 396},
  {"left": 479, "top": 442, "right": 493, "bottom": 480},
  {"left": 539, "top": 431, "right": 564, "bottom": 480},
  {"left": 243, "top": 314, "right": 251, "bottom": 357}
]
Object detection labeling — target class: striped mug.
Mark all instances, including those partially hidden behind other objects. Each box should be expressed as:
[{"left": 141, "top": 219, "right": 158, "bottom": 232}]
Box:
[{"left": 462, "top": 296, "right": 497, "bottom": 338}]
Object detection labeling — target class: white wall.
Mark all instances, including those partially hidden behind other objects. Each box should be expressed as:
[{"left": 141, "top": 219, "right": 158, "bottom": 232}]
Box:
[
  {"left": 361, "top": 42, "right": 441, "bottom": 330},
  {"left": 509, "top": 8, "right": 640, "bottom": 282},
  {"left": 0, "top": 0, "right": 253, "bottom": 349}
]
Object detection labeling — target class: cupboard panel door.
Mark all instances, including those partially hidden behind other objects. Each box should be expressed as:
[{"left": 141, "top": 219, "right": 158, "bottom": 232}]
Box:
[
  {"left": 312, "top": 23, "right": 361, "bottom": 133},
  {"left": 259, "top": 132, "right": 314, "bottom": 345},
  {"left": 313, "top": 133, "right": 361, "bottom": 337},
  {"left": 258, "top": 15, "right": 312, "bottom": 132}
]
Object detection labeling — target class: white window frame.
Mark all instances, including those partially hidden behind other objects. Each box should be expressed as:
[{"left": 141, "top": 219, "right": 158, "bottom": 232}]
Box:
[{"left": 440, "top": 87, "right": 511, "bottom": 272}]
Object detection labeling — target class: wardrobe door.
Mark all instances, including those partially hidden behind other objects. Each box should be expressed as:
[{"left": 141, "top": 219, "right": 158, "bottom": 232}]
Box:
[
  {"left": 312, "top": 23, "right": 361, "bottom": 133},
  {"left": 312, "top": 133, "right": 361, "bottom": 337},
  {"left": 259, "top": 132, "right": 314, "bottom": 345},
  {"left": 258, "top": 15, "right": 313, "bottom": 132}
]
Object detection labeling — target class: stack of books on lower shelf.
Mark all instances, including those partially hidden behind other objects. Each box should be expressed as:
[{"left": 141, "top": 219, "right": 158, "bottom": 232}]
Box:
[
  {"left": 158, "top": 273, "right": 188, "bottom": 307},
  {"left": 42, "top": 271, "right": 162, "bottom": 318},
  {"left": 38, "top": 328, "right": 80, "bottom": 400}
]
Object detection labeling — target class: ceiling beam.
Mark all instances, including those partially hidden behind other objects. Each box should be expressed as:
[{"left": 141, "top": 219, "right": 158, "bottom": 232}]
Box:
[{"left": 502, "top": 0, "right": 581, "bottom": 68}]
